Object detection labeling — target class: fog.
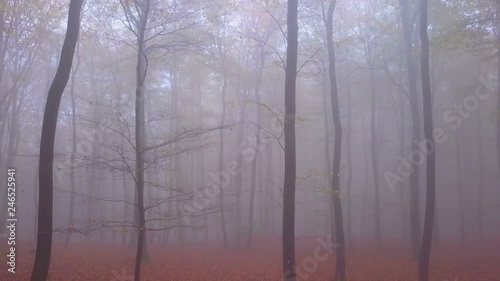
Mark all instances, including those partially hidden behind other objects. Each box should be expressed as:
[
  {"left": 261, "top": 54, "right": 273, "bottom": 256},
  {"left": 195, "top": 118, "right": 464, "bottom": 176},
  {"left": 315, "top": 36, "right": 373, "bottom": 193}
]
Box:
[{"left": 0, "top": 0, "right": 499, "bottom": 280}]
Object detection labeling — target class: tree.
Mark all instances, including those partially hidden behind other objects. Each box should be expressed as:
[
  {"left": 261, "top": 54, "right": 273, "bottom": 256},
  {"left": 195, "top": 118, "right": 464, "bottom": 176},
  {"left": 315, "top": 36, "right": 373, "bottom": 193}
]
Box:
[
  {"left": 325, "top": 0, "right": 346, "bottom": 279},
  {"left": 418, "top": 0, "right": 436, "bottom": 279},
  {"left": 63, "top": 47, "right": 81, "bottom": 247},
  {"left": 31, "top": 0, "right": 84, "bottom": 280},
  {"left": 365, "top": 22, "right": 382, "bottom": 250},
  {"left": 282, "top": 0, "right": 298, "bottom": 280},
  {"left": 217, "top": 30, "right": 229, "bottom": 250},
  {"left": 398, "top": 0, "right": 422, "bottom": 259},
  {"left": 128, "top": 0, "right": 150, "bottom": 277}
]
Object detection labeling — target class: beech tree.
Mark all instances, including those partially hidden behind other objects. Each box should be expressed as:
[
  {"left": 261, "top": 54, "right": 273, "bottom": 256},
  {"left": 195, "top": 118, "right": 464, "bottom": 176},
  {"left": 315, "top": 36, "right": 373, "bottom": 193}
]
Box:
[
  {"left": 325, "top": 0, "right": 346, "bottom": 279},
  {"left": 398, "top": 0, "right": 422, "bottom": 260},
  {"left": 31, "top": 0, "right": 84, "bottom": 280},
  {"left": 418, "top": 0, "right": 436, "bottom": 279},
  {"left": 282, "top": 0, "right": 298, "bottom": 279}
]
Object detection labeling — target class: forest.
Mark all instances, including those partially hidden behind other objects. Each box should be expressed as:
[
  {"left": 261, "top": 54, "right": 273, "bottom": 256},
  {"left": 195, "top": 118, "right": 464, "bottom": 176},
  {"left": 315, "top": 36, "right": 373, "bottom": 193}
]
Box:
[{"left": 0, "top": 0, "right": 499, "bottom": 280}]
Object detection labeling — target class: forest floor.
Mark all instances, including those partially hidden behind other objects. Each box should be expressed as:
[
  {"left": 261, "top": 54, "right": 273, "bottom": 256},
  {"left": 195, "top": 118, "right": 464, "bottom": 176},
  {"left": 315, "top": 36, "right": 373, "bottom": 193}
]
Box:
[{"left": 1, "top": 239, "right": 499, "bottom": 281}]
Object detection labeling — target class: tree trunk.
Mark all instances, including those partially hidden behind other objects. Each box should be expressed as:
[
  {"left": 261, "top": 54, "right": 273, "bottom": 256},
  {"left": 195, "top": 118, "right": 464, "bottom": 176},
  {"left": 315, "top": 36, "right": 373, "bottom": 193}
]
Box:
[
  {"left": 345, "top": 79, "right": 353, "bottom": 246},
  {"left": 418, "top": 0, "right": 436, "bottom": 279},
  {"left": 326, "top": 1, "right": 347, "bottom": 280},
  {"left": 322, "top": 69, "right": 335, "bottom": 239},
  {"left": 234, "top": 97, "right": 246, "bottom": 249},
  {"left": 453, "top": 88, "right": 465, "bottom": 250},
  {"left": 218, "top": 63, "right": 229, "bottom": 249},
  {"left": 33, "top": 166, "right": 39, "bottom": 242},
  {"left": 246, "top": 50, "right": 265, "bottom": 251},
  {"left": 64, "top": 46, "right": 80, "bottom": 247},
  {"left": 366, "top": 41, "right": 382, "bottom": 250},
  {"left": 31, "top": 0, "right": 83, "bottom": 280},
  {"left": 397, "top": 86, "right": 410, "bottom": 242},
  {"left": 133, "top": 1, "right": 151, "bottom": 279},
  {"left": 282, "top": 0, "right": 298, "bottom": 279},
  {"left": 398, "top": 0, "right": 422, "bottom": 259},
  {"left": 475, "top": 104, "right": 485, "bottom": 242},
  {"left": 455, "top": 130, "right": 465, "bottom": 250}
]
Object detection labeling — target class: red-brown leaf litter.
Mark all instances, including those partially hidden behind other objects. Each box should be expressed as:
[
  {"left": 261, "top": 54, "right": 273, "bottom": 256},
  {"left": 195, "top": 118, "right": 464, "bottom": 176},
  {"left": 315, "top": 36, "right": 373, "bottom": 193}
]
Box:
[{"left": 1, "top": 240, "right": 499, "bottom": 280}]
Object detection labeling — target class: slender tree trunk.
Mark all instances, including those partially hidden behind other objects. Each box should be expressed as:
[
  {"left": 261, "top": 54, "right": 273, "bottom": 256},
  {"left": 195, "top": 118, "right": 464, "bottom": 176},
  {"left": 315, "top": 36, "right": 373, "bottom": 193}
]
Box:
[
  {"left": 345, "top": 79, "right": 353, "bottom": 246},
  {"left": 234, "top": 100, "right": 246, "bottom": 248},
  {"left": 246, "top": 137, "right": 259, "bottom": 250},
  {"left": 246, "top": 51, "right": 265, "bottom": 250},
  {"left": 33, "top": 166, "right": 39, "bottom": 242},
  {"left": 399, "top": 0, "right": 422, "bottom": 259},
  {"left": 322, "top": 70, "right": 335, "bottom": 239},
  {"left": 397, "top": 88, "right": 410, "bottom": 242},
  {"left": 282, "top": 0, "right": 298, "bottom": 279},
  {"left": 31, "top": 1, "right": 83, "bottom": 280},
  {"left": 366, "top": 42, "right": 382, "bottom": 250},
  {"left": 218, "top": 63, "right": 229, "bottom": 250},
  {"left": 326, "top": 1, "right": 346, "bottom": 280},
  {"left": 264, "top": 140, "right": 274, "bottom": 238},
  {"left": 418, "top": 0, "right": 436, "bottom": 279},
  {"left": 64, "top": 46, "right": 80, "bottom": 247},
  {"left": 475, "top": 106, "right": 485, "bottom": 242},
  {"left": 133, "top": 1, "right": 151, "bottom": 280},
  {"left": 453, "top": 85, "right": 465, "bottom": 249},
  {"left": 455, "top": 128, "right": 465, "bottom": 250},
  {"left": 196, "top": 77, "right": 209, "bottom": 242}
]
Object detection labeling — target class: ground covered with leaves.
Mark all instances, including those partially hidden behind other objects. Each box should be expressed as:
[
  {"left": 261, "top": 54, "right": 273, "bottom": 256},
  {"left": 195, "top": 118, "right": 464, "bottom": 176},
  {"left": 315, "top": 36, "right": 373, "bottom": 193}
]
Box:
[{"left": 1, "top": 239, "right": 499, "bottom": 280}]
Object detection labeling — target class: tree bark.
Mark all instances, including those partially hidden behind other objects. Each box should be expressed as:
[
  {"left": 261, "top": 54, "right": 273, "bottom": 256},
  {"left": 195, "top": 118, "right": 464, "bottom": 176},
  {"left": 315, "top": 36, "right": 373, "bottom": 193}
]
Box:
[
  {"left": 282, "top": 0, "right": 298, "bottom": 279},
  {"left": 326, "top": 1, "right": 346, "bottom": 280},
  {"left": 398, "top": 0, "right": 422, "bottom": 259},
  {"left": 31, "top": 0, "right": 83, "bottom": 280},
  {"left": 418, "top": 0, "right": 436, "bottom": 279},
  {"left": 132, "top": 1, "right": 151, "bottom": 279}
]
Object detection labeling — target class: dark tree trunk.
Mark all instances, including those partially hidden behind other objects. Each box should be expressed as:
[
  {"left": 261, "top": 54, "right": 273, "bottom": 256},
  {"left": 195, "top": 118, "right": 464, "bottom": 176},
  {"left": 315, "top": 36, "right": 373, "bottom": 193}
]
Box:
[
  {"left": 326, "top": 1, "right": 346, "bottom": 280},
  {"left": 282, "top": 0, "right": 298, "bottom": 279},
  {"left": 398, "top": 0, "right": 422, "bottom": 260},
  {"left": 132, "top": 1, "right": 151, "bottom": 280},
  {"left": 418, "top": 0, "right": 436, "bottom": 279},
  {"left": 31, "top": 0, "right": 83, "bottom": 280}
]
